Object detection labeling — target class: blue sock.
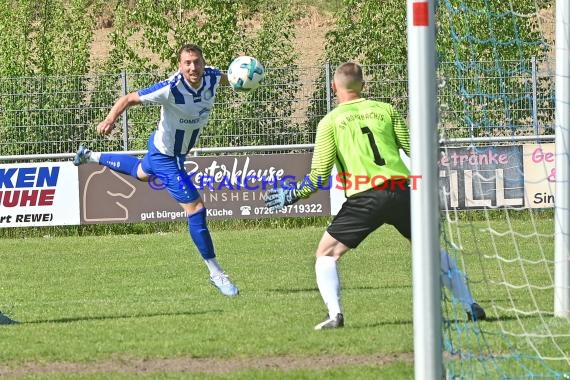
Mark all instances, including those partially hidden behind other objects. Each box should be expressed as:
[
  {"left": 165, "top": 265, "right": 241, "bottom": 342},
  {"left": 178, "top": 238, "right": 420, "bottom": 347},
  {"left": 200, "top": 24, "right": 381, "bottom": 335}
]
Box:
[
  {"left": 188, "top": 208, "right": 215, "bottom": 260},
  {"left": 99, "top": 153, "right": 141, "bottom": 178}
]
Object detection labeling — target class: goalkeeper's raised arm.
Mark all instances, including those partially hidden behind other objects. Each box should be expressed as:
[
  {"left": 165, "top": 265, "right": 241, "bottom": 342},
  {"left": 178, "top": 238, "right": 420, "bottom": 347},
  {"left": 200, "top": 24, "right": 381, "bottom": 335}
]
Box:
[
  {"left": 293, "top": 116, "right": 337, "bottom": 199},
  {"left": 264, "top": 119, "right": 335, "bottom": 211}
]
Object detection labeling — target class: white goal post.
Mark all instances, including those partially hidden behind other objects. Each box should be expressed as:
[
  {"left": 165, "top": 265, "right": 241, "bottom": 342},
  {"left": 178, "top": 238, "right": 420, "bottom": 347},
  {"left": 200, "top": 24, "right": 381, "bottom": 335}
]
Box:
[
  {"left": 407, "top": 1, "right": 442, "bottom": 380},
  {"left": 554, "top": 0, "right": 570, "bottom": 318},
  {"left": 409, "top": 0, "right": 570, "bottom": 379}
]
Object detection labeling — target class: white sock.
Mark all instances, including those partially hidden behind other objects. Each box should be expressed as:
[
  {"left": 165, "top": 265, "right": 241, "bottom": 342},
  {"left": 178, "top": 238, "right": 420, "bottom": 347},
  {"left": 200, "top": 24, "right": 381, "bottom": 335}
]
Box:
[
  {"left": 440, "top": 249, "right": 475, "bottom": 311},
  {"left": 89, "top": 151, "right": 101, "bottom": 163},
  {"left": 315, "top": 256, "right": 342, "bottom": 317},
  {"left": 204, "top": 258, "right": 223, "bottom": 276}
]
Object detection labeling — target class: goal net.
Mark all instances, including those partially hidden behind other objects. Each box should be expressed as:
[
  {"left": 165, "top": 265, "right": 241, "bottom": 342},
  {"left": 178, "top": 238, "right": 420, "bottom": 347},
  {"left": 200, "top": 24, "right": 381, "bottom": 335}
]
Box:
[{"left": 436, "top": 0, "right": 570, "bottom": 378}]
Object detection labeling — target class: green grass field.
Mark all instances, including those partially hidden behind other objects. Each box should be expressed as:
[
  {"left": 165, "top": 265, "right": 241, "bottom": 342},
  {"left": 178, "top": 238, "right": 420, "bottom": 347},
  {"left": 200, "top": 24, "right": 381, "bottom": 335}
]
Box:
[
  {"left": 0, "top": 225, "right": 415, "bottom": 379},
  {"left": 0, "top": 218, "right": 566, "bottom": 379}
]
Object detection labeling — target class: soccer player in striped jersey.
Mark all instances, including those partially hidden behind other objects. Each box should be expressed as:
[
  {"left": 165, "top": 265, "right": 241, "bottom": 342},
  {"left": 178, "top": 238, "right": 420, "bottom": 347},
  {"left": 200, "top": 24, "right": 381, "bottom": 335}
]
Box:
[
  {"left": 73, "top": 44, "right": 238, "bottom": 296},
  {"left": 265, "top": 62, "right": 486, "bottom": 329}
]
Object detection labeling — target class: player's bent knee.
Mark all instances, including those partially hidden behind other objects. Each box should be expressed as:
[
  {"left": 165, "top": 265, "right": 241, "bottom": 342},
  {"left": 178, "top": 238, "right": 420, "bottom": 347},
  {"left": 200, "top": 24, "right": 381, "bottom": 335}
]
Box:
[
  {"left": 135, "top": 164, "right": 149, "bottom": 181},
  {"left": 180, "top": 198, "right": 205, "bottom": 216},
  {"left": 316, "top": 233, "right": 349, "bottom": 259}
]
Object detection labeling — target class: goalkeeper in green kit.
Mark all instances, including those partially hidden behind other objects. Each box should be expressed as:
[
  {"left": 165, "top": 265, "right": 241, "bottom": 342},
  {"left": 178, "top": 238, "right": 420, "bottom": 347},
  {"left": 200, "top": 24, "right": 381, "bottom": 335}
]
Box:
[{"left": 265, "top": 62, "right": 486, "bottom": 329}]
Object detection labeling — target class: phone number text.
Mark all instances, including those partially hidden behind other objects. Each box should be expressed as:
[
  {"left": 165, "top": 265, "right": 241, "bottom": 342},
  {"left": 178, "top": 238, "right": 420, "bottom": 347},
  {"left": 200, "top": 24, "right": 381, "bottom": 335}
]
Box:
[{"left": 253, "top": 203, "right": 323, "bottom": 215}]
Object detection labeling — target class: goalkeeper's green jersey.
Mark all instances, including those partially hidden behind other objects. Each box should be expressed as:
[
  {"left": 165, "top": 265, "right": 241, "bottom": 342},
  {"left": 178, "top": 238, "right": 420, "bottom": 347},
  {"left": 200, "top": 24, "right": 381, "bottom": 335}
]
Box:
[{"left": 296, "top": 98, "right": 411, "bottom": 198}]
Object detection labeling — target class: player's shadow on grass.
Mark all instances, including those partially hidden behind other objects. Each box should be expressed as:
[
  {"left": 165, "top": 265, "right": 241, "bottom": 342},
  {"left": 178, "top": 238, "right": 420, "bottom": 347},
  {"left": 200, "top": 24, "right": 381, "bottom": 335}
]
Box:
[
  {"left": 352, "top": 315, "right": 507, "bottom": 329},
  {"left": 268, "top": 285, "right": 388, "bottom": 293},
  {"left": 0, "top": 312, "right": 19, "bottom": 325},
  {"left": 22, "top": 309, "right": 222, "bottom": 325},
  {"left": 351, "top": 319, "right": 413, "bottom": 329}
]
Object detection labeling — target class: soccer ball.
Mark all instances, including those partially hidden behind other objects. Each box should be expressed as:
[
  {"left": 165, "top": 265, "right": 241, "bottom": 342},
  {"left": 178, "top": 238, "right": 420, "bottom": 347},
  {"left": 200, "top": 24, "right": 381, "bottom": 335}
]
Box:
[{"left": 227, "top": 56, "right": 265, "bottom": 91}]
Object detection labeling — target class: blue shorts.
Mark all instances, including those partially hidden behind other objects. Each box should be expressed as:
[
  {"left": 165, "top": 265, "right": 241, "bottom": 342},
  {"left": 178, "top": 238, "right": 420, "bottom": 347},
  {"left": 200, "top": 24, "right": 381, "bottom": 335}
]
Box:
[{"left": 141, "top": 134, "right": 200, "bottom": 204}]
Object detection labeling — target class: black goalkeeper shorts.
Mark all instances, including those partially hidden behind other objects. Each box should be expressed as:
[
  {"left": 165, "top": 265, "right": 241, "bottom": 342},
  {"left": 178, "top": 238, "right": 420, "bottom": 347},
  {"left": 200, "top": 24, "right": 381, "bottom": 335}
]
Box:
[{"left": 327, "top": 184, "right": 411, "bottom": 249}]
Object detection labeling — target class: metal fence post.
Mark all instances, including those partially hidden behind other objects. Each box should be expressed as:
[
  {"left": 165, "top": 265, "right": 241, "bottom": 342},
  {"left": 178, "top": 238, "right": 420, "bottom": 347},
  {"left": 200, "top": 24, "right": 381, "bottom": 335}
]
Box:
[
  {"left": 325, "top": 61, "right": 332, "bottom": 113},
  {"left": 121, "top": 71, "right": 129, "bottom": 151},
  {"left": 531, "top": 56, "right": 539, "bottom": 136}
]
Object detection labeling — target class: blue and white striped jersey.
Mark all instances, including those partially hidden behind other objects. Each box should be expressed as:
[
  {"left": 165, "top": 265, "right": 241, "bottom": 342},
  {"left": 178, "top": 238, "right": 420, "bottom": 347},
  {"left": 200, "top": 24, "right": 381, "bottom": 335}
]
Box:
[{"left": 138, "top": 67, "right": 221, "bottom": 156}]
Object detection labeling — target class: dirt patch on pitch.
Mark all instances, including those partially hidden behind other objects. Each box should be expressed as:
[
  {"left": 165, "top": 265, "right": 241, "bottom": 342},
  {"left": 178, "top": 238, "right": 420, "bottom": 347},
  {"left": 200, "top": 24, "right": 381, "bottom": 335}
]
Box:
[{"left": 0, "top": 353, "right": 413, "bottom": 377}]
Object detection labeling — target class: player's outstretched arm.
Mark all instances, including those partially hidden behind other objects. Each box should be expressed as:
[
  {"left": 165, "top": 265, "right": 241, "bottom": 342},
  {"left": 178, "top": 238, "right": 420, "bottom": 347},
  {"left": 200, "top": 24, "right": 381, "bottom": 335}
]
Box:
[{"left": 97, "top": 92, "right": 142, "bottom": 135}]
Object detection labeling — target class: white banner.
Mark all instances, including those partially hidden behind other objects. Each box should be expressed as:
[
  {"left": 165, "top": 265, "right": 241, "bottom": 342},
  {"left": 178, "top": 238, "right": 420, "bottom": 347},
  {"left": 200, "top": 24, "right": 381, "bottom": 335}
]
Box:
[
  {"left": 523, "top": 143, "right": 556, "bottom": 208},
  {"left": 0, "top": 162, "right": 80, "bottom": 227}
]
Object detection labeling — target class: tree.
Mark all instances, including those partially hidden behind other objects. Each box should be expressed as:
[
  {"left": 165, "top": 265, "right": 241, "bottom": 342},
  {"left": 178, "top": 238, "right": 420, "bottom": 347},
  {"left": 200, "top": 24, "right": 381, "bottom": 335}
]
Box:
[
  {"left": 0, "top": 0, "right": 93, "bottom": 156},
  {"left": 308, "top": 0, "right": 552, "bottom": 139}
]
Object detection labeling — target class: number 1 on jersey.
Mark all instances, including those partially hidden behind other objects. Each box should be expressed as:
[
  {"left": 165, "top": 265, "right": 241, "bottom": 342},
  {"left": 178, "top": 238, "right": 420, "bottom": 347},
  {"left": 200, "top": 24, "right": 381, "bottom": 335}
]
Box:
[{"left": 361, "top": 127, "right": 385, "bottom": 166}]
